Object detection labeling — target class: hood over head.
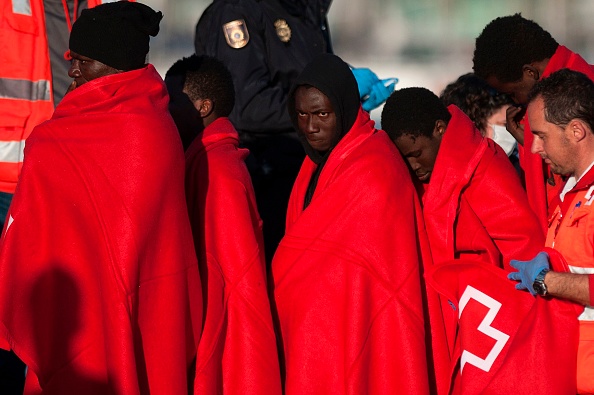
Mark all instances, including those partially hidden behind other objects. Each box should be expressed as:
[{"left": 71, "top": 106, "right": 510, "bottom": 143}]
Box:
[{"left": 288, "top": 53, "right": 360, "bottom": 163}]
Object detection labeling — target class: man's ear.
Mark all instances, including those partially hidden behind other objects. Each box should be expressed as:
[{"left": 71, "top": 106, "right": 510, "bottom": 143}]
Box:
[
  {"left": 569, "top": 119, "right": 590, "bottom": 142},
  {"left": 522, "top": 64, "right": 541, "bottom": 81},
  {"left": 432, "top": 120, "right": 446, "bottom": 139},
  {"left": 193, "top": 98, "right": 214, "bottom": 119}
]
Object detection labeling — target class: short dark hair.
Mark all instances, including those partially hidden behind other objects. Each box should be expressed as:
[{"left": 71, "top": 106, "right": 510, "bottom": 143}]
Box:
[
  {"left": 165, "top": 55, "right": 235, "bottom": 117},
  {"left": 440, "top": 73, "right": 512, "bottom": 133},
  {"left": 473, "top": 13, "right": 558, "bottom": 83},
  {"left": 381, "top": 87, "right": 451, "bottom": 140},
  {"left": 528, "top": 69, "right": 594, "bottom": 133}
]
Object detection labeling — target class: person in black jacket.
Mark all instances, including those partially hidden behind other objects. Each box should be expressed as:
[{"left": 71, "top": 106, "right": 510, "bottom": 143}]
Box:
[{"left": 194, "top": 0, "right": 395, "bottom": 263}]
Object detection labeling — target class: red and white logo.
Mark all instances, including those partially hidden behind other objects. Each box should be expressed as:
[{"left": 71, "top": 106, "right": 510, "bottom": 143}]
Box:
[{"left": 458, "top": 285, "right": 510, "bottom": 373}]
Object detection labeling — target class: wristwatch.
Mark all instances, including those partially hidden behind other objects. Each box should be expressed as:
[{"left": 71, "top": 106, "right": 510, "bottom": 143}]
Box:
[{"left": 532, "top": 268, "right": 550, "bottom": 296}]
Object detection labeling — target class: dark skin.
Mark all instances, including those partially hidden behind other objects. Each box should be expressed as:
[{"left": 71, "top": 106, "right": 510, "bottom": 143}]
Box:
[
  {"left": 485, "top": 59, "right": 550, "bottom": 146},
  {"left": 67, "top": 51, "right": 123, "bottom": 92},
  {"left": 185, "top": 92, "right": 217, "bottom": 129},
  {"left": 294, "top": 86, "right": 339, "bottom": 154},
  {"left": 392, "top": 120, "right": 445, "bottom": 183},
  {"left": 165, "top": 75, "right": 204, "bottom": 143}
]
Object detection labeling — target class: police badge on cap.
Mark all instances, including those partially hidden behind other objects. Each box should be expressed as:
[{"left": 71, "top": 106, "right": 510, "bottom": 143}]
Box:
[
  {"left": 223, "top": 19, "right": 249, "bottom": 49},
  {"left": 274, "top": 19, "right": 291, "bottom": 43}
]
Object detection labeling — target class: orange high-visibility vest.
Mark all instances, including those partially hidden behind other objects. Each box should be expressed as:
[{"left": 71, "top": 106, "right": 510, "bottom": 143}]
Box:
[
  {"left": 0, "top": 0, "right": 103, "bottom": 194},
  {"left": 546, "top": 179, "right": 594, "bottom": 394}
]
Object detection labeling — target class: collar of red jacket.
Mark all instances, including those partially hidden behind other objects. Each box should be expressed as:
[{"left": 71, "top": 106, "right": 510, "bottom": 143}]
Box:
[{"left": 554, "top": 163, "right": 594, "bottom": 216}]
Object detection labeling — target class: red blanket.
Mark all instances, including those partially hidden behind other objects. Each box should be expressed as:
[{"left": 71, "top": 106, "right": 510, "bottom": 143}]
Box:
[
  {"left": 185, "top": 117, "right": 281, "bottom": 394},
  {"left": 423, "top": 106, "right": 544, "bottom": 271},
  {"left": 426, "top": 259, "right": 579, "bottom": 395},
  {"left": 272, "top": 109, "right": 430, "bottom": 394},
  {"left": 0, "top": 65, "right": 202, "bottom": 394},
  {"left": 522, "top": 45, "right": 594, "bottom": 231},
  {"left": 422, "top": 106, "right": 545, "bottom": 393}
]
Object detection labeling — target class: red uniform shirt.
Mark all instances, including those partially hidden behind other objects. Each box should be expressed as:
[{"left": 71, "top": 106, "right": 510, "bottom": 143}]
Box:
[{"left": 546, "top": 165, "right": 594, "bottom": 393}]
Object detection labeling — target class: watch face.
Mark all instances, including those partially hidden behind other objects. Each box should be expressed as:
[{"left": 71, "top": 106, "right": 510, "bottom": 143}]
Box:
[{"left": 533, "top": 281, "right": 547, "bottom": 296}]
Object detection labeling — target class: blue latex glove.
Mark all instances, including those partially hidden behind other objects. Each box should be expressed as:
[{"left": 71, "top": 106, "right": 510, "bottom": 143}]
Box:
[
  {"left": 362, "top": 78, "right": 397, "bottom": 112},
  {"left": 351, "top": 67, "right": 380, "bottom": 100},
  {"left": 508, "top": 251, "right": 550, "bottom": 296}
]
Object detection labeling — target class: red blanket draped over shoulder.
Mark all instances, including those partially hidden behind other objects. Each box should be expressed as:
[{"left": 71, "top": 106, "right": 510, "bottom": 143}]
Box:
[
  {"left": 422, "top": 105, "right": 544, "bottom": 394},
  {"left": 423, "top": 106, "right": 543, "bottom": 271},
  {"left": 185, "top": 117, "right": 281, "bottom": 394},
  {"left": 0, "top": 65, "right": 203, "bottom": 394},
  {"left": 522, "top": 45, "right": 594, "bottom": 231},
  {"left": 272, "top": 109, "right": 430, "bottom": 395}
]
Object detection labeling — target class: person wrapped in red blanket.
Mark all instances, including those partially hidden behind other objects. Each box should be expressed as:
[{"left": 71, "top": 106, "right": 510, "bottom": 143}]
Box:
[
  {"left": 166, "top": 55, "right": 282, "bottom": 394},
  {"left": 381, "top": 88, "right": 545, "bottom": 395},
  {"left": 271, "top": 53, "right": 430, "bottom": 394},
  {"left": 473, "top": 14, "right": 594, "bottom": 232},
  {"left": 0, "top": 3, "right": 202, "bottom": 394}
]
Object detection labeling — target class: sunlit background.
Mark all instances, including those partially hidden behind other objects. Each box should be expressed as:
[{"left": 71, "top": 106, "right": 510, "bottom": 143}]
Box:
[{"left": 142, "top": 0, "right": 594, "bottom": 122}]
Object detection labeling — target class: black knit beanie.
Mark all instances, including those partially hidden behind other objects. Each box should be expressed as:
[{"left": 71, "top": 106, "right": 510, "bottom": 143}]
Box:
[{"left": 69, "top": 1, "right": 163, "bottom": 71}]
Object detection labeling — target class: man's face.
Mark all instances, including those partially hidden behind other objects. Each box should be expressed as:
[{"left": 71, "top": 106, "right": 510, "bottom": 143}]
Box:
[
  {"left": 486, "top": 73, "right": 537, "bottom": 106},
  {"left": 68, "top": 51, "right": 121, "bottom": 89},
  {"left": 393, "top": 130, "right": 442, "bottom": 183},
  {"left": 528, "top": 96, "right": 575, "bottom": 176},
  {"left": 294, "top": 86, "right": 338, "bottom": 153},
  {"left": 165, "top": 74, "right": 203, "bottom": 139}
]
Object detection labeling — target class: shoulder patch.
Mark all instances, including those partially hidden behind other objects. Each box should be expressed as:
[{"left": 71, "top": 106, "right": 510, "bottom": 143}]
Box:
[{"left": 223, "top": 19, "right": 250, "bottom": 49}]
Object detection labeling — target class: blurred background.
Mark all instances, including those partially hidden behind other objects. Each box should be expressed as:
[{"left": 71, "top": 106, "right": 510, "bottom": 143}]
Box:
[{"left": 143, "top": 0, "right": 594, "bottom": 121}]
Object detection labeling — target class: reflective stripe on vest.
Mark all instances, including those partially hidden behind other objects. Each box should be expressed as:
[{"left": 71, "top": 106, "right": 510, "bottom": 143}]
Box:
[
  {"left": 0, "top": 140, "right": 25, "bottom": 163},
  {"left": 12, "top": 0, "right": 32, "bottom": 15},
  {"left": 569, "top": 265, "right": 594, "bottom": 321},
  {"left": 0, "top": 78, "right": 51, "bottom": 101}
]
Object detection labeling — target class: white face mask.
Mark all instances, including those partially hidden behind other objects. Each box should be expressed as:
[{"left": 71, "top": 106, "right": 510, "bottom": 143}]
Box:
[{"left": 489, "top": 124, "right": 517, "bottom": 156}]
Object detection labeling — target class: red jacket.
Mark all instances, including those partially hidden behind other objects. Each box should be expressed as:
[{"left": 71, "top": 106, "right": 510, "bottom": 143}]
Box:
[
  {"left": 0, "top": 65, "right": 202, "bottom": 394},
  {"left": 546, "top": 165, "right": 594, "bottom": 393},
  {"left": 185, "top": 117, "right": 281, "bottom": 394},
  {"left": 272, "top": 109, "right": 430, "bottom": 394},
  {"left": 0, "top": 0, "right": 104, "bottom": 193},
  {"left": 522, "top": 45, "right": 594, "bottom": 232},
  {"left": 422, "top": 106, "right": 545, "bottom": 393}
]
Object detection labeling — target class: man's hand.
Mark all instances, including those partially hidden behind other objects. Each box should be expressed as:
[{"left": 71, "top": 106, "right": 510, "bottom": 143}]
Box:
[
  {"left": 362, "top": 78, "right": 397, "bottom": 112},
  {"left": 505, "top": 105, "right": 526, "bottom": 145},
  {"left": 352, "top": 67, "right": 380, "bottom": 100},
  {"left": 508, "top": 251, "right": 550, "bottom": 296}
]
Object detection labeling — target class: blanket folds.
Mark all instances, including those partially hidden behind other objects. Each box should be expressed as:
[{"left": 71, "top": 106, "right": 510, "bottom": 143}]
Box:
[
  {"left": 185, "top": 117, "right": 281, "bottom": 394},
  {"left": 272, "top": 109, "right": 430, "bottom": 394},
  {"left": 0, "top": 65, "right": 202, "bottom": 394}
]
